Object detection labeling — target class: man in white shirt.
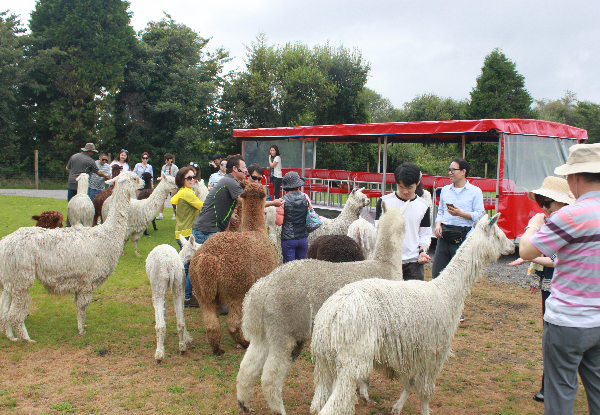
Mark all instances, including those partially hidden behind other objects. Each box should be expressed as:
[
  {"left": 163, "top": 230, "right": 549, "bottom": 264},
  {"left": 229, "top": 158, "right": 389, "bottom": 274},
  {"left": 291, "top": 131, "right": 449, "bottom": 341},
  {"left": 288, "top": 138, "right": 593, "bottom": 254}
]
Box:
[{"left": 375, "top": 163, "right": 432, "bottom": 280}]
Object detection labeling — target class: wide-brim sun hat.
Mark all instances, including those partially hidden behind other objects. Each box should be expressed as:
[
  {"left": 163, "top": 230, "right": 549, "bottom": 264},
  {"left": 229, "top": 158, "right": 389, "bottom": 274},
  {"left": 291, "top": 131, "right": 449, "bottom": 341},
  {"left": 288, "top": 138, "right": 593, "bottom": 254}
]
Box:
[
  {"left": 81, "top": 143, "right": 98, "bottom": 152},
  {"left": 554, "top": 143, "right": 600, "bottom": 176},
  {"left": 282, "top": 171, "right": 305, "bottom": 190},
  {"left": 528, "top": 176, "right": 576, "bottom": 205}
]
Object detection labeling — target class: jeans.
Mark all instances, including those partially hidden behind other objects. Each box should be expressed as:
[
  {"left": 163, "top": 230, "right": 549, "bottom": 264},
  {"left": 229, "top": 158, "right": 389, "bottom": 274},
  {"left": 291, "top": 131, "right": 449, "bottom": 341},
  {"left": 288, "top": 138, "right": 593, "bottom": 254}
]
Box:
[
  {"left": 281, "top": 237, "right": 308, "bottom": 263},
  {"left": 88, "top": 188, "right": 101, "bottom": 202},
  {"left": 67, "top": 188, "right": 77, "bottom": 202},
  {"left": 187, "top": 230, "right": 216, "bottom": 299}
]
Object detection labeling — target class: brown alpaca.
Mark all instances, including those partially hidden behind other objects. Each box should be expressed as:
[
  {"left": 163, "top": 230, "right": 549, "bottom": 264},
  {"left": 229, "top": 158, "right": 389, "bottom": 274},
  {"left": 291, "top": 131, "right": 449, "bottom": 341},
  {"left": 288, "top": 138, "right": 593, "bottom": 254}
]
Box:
[
  {"left": 92, "top": 164, "right": 122, "bottom": 226},
  {"left": 306, "top": 234, "right": 364, "bottom": 262},
  {"left": 188, "top": 183, "right": 278, "bottom": 355},
  {"left": 31, "top": 211, "right": 64, "bottom": 229}
]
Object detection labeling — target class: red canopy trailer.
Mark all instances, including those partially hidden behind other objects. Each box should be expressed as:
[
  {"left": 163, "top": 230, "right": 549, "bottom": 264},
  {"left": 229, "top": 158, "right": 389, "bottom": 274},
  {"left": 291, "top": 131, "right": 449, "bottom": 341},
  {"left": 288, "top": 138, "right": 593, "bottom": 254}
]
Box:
[{"left": 233, "top": 119, "right": 587, "bottom": 241}]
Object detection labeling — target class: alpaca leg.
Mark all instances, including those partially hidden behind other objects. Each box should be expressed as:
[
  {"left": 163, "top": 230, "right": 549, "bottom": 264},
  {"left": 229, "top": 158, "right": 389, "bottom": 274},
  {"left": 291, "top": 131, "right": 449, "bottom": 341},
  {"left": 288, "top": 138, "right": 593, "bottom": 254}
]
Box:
[
  {"left": 200, "top": 298, "right": 223, "bottom": 355},
  {"left": 152, "top": 218, "right": 157, "bottom": 231},
  {"left": 153, "top": 281, "right": 168, "bottom": 363},
  {"left": 318, "top": 366, "right": 360, "bottom": 415},
  {"left": 237, "top": 340, "right": 269, "bottom": 413},
  {"left": 1, "top": 291, "right": 17, "bottom": 341},
  {"left": 172, "top": 273, "right": 193, "bottom": 355},
  {"left": 261, "top": 337, "right": 298, "bottom": 415},
  {"left": 74, "top": 290, "right": 93, "bottom": 335},
  {"left": 311, "top": 362, "right": 335, "bottom": 415},
  {"left": 133, "top": 232, "right": 141, "bottom": 257},
  {"left": 7, "top": 289, "right": 34, "bottom": 342},
  {"left": 414, "top": 376, "right": 434, "bottom": 415},
  {"left": 357, "top": 378, "right": 370, "bottom": 403},
  {"left": 391, "top": 385, "right": 413, "bottom": 415},
  {"left": 225, "top": 301, "right": 249, "bottom": 348}
]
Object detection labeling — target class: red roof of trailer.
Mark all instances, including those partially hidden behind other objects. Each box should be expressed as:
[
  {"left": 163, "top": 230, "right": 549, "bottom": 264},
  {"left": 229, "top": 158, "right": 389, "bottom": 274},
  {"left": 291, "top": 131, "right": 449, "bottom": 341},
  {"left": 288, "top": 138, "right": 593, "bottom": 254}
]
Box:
[{"left": 233, "top": 119, "right": 588, "bottom": 142}]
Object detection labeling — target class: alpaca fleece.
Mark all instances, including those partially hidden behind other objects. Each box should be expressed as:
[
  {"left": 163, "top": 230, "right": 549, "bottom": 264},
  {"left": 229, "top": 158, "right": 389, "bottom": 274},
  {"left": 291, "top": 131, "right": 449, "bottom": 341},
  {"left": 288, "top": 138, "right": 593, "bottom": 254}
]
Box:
[
  {"left": 31, "top": 211, "right": 64, "bottom": 229},
  {"left": 0, "top": 172, "right": 143, "bottom": 342},
  {"left": 146, "top": 235, "right": 200, "bottom": 363},
  {"left": 67, "top": 173, "right": 94, "bottom": 227},
  {"left": 237, "top": 203, "right": 409, "bottom": 415},
  {"left": 346, "top": 218, "right": 376, "bottom": 260},
  {"left": 310, "top": 214, "right": 515, "bottom": 415},
  {"left": 93, "top": 164, "right": 122, "bottom": 226},
  {"left": 188, "top": 183, "right": 277, "bottom": 355},
  {"left": 307, "top": 235, "right": 364, "bottom": 262}
]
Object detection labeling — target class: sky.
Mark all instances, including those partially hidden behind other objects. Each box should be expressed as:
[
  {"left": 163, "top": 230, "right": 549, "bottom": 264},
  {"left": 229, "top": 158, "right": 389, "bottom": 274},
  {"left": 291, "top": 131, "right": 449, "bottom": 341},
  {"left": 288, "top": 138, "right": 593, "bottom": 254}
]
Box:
[{"left": 4, "top": 0, "right": 600, "bottom": 109}]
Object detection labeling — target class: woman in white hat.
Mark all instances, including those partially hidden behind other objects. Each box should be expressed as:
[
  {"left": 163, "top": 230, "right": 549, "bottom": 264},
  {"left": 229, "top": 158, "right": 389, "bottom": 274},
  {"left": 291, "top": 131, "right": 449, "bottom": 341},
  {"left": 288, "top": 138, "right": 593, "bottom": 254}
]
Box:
[{"left": 508, "top": 175, "right": 575, "bottom": 403}]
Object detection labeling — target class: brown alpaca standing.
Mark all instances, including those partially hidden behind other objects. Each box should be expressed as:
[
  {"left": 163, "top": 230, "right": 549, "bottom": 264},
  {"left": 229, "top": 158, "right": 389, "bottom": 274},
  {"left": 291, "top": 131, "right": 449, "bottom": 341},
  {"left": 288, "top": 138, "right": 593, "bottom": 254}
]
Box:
[
  {"left": 92, "top": 164, "right": 122, "bottom": 226},
  {"left": 188, "top": 183, "right": 278, "bottom": 355}
]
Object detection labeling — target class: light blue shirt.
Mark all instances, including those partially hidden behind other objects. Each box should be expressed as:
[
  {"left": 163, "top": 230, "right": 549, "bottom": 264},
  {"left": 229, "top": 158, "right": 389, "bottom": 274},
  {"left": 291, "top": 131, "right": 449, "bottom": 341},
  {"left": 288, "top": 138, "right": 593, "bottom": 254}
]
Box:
[
  {"left": 208, "top": 171, "right": 225, "bottom": 188},
  {"left": 435, "top": 181, "right": 485, "bottom": 228}
]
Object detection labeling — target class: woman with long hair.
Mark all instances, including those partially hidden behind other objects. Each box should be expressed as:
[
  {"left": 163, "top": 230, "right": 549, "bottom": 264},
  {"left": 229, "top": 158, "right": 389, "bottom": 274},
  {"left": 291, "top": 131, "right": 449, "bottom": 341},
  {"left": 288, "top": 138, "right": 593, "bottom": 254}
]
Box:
[
  {"left": 269, "top": 145, "right": 282, "bottom": 199},
  {"left": 110, "top": 149, "right": 130, "bottom": 172}
]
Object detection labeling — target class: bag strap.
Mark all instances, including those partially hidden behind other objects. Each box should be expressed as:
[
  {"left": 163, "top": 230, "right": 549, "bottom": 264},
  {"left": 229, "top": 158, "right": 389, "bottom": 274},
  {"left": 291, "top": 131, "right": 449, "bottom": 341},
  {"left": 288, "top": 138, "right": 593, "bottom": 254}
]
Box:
[{"left": 304, "top": 192, "right": 313, "bottom": 210}]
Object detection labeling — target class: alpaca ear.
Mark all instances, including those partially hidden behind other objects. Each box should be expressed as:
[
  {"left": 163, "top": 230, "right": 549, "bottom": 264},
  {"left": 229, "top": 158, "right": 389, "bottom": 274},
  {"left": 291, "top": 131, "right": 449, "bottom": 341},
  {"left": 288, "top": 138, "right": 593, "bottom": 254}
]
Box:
[
  {"left": 488, "top": 213, "right": 501, "bottom": 226},
  {"left": 381, "top": 200, "right": 387, "bottom": 213},
  {"left": 106, "top": 177, "right": 116, "bottom": 185},
  {"left": 399, "top": 201, "right": 410, "bottom": 215},
  {"left": 161, "top": 172, "right": 167, "bottom": 180},
  {"left": 188, "top": 234, "right": 195, "bottom": 246},
  {"left": 178, "top": 234, "right": 187, "bottom": 247},
  {"left": 239, "top": 191, "right": 247, "bottom": 199}
]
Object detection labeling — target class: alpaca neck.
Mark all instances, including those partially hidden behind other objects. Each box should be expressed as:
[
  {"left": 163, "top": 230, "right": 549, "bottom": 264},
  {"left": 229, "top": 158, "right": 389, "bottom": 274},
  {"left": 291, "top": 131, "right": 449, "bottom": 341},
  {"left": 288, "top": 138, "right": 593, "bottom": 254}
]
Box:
[
  {"left": 144, "top": 180, "right": 171, "bottom": 211},
  {"left": 372, "top": 222, "right": 404, "bottom": 270},
  {"left": 338, "top": 199, "right": 360, "bottom": 221},
  {"left": 241, "top": 199, "right": 267, "bottom": 233},
  {"left": 77, "top": 179, "right": 89, "bottom": 195},
  {"left": 103, "top": 183, "right": 132, "bottom": 239}
]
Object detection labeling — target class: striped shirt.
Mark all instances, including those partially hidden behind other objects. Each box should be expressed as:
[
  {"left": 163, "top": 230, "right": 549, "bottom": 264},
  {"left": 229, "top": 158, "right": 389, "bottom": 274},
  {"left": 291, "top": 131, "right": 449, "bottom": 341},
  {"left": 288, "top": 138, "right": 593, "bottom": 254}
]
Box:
[{"left": 530, "top": 190, "right": 600, "bottom": 328}]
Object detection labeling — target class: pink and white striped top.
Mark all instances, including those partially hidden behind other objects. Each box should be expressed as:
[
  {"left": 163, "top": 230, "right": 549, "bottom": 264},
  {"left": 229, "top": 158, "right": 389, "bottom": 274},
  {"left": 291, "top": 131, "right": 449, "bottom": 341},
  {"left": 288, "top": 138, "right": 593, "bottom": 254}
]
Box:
[{"left": 531, "top": 191, "right": 600, "bottom": 328}]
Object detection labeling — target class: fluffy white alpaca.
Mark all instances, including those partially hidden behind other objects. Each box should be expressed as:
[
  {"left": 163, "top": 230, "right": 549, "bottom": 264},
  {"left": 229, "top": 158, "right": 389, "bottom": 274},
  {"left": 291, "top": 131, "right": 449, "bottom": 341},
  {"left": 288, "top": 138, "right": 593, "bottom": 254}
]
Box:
[
  {"left": 346, "top": 218, "right": 376, "bottom": 260},
  {"left": 146, "top": 234, "right": 200, "bottom": 363},
  {"left": 265, "top": 188, "right": 370, "bottom": 264},
  {"left": 0, "top": 172, "right": 143, "bottom": 342},
  {"left": 237, "top": 203, "right": 409, "bottom": 415},
  {"left": 193, "top": 178, "right": 209, "bottom": 202},
  {"left": 310, "top": 214, "right": 515, "bottom": 415},
  {"left": 67, "top": 173, "right": 94, "bottom": 227},
  {"left": 105, "top": 172, "right": 178, "bottom": 256}
]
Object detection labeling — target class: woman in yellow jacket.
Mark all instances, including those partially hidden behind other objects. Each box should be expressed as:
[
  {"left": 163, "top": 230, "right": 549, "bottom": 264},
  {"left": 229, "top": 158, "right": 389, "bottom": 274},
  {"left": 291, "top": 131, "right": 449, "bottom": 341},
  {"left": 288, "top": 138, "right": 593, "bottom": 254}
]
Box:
[{"left": 171, "top": 166, "right": 204, "bottom": 307}]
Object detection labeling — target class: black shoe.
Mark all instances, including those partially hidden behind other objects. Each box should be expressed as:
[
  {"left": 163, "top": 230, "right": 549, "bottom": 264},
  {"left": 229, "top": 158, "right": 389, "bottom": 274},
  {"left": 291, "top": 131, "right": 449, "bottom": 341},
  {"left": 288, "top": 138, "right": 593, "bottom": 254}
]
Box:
[
  {"left": 184, "top": 295, "right": 199, "bottom": 308},
  {"left": 534, "top": 392, "right": 544, "bottom": 402}
]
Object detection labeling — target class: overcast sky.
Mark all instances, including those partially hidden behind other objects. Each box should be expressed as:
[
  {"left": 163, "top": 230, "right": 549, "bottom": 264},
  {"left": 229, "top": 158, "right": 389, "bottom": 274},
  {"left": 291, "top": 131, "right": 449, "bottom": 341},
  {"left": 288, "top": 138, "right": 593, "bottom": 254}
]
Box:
[{"left": 5, "top": 0, "right": 600, "bottom": 108}]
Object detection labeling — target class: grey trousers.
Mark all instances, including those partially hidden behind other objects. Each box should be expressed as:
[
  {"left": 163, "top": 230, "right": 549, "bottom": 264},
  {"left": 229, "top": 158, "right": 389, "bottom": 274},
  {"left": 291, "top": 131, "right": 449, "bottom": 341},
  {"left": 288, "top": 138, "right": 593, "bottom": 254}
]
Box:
[
  {"left": 431, "top": 237, "right": 460, "bottom": 279},
  {"left": 543, "top": 322, "right": 600, "bottom": 415}
]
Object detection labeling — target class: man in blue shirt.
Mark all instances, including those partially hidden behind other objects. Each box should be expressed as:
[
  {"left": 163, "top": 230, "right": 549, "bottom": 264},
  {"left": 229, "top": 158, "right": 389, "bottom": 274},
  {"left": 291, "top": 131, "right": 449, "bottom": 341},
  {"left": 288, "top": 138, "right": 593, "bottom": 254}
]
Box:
[{"left": 432, "top": 158, "right": 485, "bottom": 279}]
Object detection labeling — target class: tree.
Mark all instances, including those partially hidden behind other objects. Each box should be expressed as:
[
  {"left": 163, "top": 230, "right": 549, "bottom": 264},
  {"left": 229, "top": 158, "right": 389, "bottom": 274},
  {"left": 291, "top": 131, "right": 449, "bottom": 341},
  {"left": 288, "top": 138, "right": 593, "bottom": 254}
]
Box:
[
  {"left": 467, "top": 48, "right": 533, "bottom": 119},
  {"left": 359, "top": 88, "right": 402, "bottom": 123},
  {"left": 400, "top": 93, "right": 467, "bottom": 122},
  {"left": 115, "top": 14, "right": 230, "bottom": 170},
  {"left": 576, "top": 101, "right": 600, "bottom": 144},
  {"left": 26, "top": 0, "right": 135, "bottom": 168},
  {"left": 533, "top": 91, "right": 582, "bottom": 126}
]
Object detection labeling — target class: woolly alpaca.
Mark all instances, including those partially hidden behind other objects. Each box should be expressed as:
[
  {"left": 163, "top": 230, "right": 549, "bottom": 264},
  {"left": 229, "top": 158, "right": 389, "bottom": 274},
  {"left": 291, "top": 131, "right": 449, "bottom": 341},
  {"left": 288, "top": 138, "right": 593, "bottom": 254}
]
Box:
[
  {"left": 31, "top": 211, "right": 64, "bottom": 229},
  {"left": 93, "top": 164, "right": 122, "bottom": 226},
  {"left": 306, "top": 235, "right": 364, "bottom": 262},
  {"left": 0, "top": 172, "right": 143, "bottom": 342},
  {"left": 265, "top": 206, "right": 283, "bottom": 263},
  {"left": 188, "top": 183, "right": 277, "bottom": 355},
  {"left": 193, "top": 178, "right": 209, "bottom": 202},
  {"left": 146, "top": 234, "right": 200, "bottom": 363},
  {"left": 105, "top": 173, "right": 177, "bottom": 256},
  {"left": 265, "top": 188, "right": 370, "bottom": 264},
  {"left": 346, "top": 218, "right": 376, "bottom": 260},
  {"left": 236, "top": 203, "right": 409, "bottom": 415},
  {"left": 310, "top": 214, "right": 515, "bottom": 415},
  {"left": 67, "top": 173, "right": 94, "bottom": 227},
  {"left": 138, "top": 172, "right": 157, "bottom": 234}
]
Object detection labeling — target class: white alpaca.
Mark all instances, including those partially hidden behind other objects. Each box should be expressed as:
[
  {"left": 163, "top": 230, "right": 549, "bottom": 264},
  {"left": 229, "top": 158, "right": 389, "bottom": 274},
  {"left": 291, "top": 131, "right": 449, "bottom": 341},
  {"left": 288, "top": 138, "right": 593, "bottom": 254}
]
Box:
[
  {"left": 265, "top": 188, "right": 370, "bottom": 264},
  {"left": 237, "top": 203, "right": 409, "bottom": 415},
  {"left": 346, "top": 218, "right": 376, "bottom": 260},
  {"left": 105, "top": 173, "right": 178, "bottom": 256},
  {"left": 193, "top": 178, "right": 209, "bottom": 202},
  {"left": 67, "top": 173, "right": 94, "bottom": 227},
  {"left": 146, "top": 234, "right": 200, "bottom": 363},
  {"left": 310, "top": 214, "right": 515, "bottom": 415},
  {"left": 0, "top": 172, "right": 143, "bottom": 342}
]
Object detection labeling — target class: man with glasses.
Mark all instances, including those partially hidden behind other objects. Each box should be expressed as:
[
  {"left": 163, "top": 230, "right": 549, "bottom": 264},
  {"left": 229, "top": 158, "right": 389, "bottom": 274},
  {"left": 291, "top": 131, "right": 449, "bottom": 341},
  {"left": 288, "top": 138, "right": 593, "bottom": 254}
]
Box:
[
  {"left": 247, "top": 163, "right": 283, "bottom": 207},
  {"left": 432, "top": 158, "right": 485, "bottom": 291},
  {"left": 88, "top": 151, "right": 112, "bottom": 201},
  {"left": 192, "top": 155, "right": 248, "bottom": 243}
]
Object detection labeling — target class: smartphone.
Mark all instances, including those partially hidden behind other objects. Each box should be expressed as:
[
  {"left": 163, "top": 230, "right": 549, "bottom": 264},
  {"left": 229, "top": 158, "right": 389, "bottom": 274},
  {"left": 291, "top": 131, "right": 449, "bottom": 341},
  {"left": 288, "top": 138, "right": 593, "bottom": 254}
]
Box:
[{"left": 446, "top": 203, "right": 454, "bottom": 208}]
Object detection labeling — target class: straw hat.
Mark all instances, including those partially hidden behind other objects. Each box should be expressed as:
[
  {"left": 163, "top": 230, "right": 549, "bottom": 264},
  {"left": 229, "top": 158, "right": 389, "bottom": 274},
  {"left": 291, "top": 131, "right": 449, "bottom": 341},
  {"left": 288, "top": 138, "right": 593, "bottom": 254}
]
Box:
[
  {"left": 528, "top": 176, "right": 576, "bottom": 205},
  {"left": 81, "top": 143, "right": 98, "bottom": 152},
  {"left": 554, "top": 143, "right": 600, "bottom": 175},
  {"left": 282, "top": 171, "right": 305, "bottom": 190}
]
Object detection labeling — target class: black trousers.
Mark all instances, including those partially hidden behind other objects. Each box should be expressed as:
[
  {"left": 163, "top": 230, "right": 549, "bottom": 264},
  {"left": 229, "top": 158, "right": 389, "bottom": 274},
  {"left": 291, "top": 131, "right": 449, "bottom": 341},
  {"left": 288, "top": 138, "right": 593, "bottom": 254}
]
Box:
[{"left": 431, "top": 237, "right": 461, "bottom": 279}]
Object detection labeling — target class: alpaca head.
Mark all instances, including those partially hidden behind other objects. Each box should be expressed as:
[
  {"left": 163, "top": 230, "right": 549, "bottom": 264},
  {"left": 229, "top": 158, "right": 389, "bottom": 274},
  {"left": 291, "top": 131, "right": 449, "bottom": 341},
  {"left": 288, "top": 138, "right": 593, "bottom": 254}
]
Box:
[
  {"left": 114, "top": 171, "right": 144, "bottom": 194},
  {"left": 239, "top": 182, "right": 266, "bottom": 204},
  {"left": 178, "top": 234, "right": 201, "bottom": 265},
  {"left": 76, "top": 173, "right": 89, "bottom": 184},
  {"left": 32, "top": 211, "right": 64, "bottom": 229},
  {"left": 345, "top": 188, "right": 369, "bottom": 213},
  {"left": 159, "top": 172, "right": 177, "bottom": 192},
  {"left": 111, "top": 164, "right": 123, "bottom": 180},
  {"left": 470, "top": 213, "right": 515, "bottom": 260},
  {"left": 141, "top": 172, "right": 153, "bottom": 188}
]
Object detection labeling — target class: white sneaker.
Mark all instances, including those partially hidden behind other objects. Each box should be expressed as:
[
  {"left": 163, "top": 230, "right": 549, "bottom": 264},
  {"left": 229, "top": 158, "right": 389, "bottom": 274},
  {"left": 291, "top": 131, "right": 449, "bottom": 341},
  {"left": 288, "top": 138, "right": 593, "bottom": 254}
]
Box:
[
  {"left": 156, "top": 214, "right": 163, "bottom": 220},
  {"left": 171, "top": 214, "right": 176, "bottom": 220}
]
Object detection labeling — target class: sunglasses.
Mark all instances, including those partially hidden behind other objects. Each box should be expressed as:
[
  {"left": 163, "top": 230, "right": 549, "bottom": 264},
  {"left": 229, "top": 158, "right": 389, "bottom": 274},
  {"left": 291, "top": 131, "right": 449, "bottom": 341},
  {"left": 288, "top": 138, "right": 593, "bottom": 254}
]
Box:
[
  {"left": 100, "top": 158, "right": 109, "bottom": 162},
  {"left": 185, "top": 175, "right": 197, "bottom": 180},
  {"left": 538, "top": 200, "right": 553, "bottom": 209},
  {"left": 448, "top": 168, "right": 461, "bottom": 173},
  {"left": 250, "top": 174, "right": 263, "bottom": 181},
  {"left": 142, "top": 156, "right": 149, "bottom": 159}
]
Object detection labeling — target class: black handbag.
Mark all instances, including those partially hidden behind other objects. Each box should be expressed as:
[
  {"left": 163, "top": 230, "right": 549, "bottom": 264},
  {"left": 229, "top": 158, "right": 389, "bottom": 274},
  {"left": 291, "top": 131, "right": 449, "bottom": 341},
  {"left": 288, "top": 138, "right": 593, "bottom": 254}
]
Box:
[{"left": 441, "top": 224, "right": 471, "bottom": 244}]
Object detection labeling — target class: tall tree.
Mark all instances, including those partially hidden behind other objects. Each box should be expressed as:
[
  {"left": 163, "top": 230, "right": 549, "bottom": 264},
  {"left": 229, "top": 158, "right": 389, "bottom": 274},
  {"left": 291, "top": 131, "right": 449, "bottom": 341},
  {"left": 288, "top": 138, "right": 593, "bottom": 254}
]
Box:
[
  {"left": 115, "top": 14, "right": 229, "bottom": 168},
  {"left": 576, "top": 101, "right": 600, "bottom": 144},
  {"left": 467, "top": 48, "right": 533, "bottom": 119},
  {"left": 533, "top": 91, "right": 582, "bottom": 126},
  {"left": 400, "top": 93, "right": 467, "bottom": 122},
  {"left": 26, "top": 0, "right": 135, "bottom": 168},
  {"left": 359, "top": 88, "right": 402, "bottom": 123}
]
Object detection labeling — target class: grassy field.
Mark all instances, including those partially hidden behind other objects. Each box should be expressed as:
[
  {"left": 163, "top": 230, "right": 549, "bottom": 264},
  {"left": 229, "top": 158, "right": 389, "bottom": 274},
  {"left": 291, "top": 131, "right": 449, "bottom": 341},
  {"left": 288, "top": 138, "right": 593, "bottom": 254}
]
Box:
[{"left": 0, "top": 194, "right": 590, "bottom": 414}]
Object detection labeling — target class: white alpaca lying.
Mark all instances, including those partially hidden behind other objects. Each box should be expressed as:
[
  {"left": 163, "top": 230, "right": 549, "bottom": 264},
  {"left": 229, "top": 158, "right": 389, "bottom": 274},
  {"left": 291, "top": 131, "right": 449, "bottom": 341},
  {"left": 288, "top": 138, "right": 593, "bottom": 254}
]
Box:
[
  {"left": 310, "top": 213, "right": 515, "bottom": 415},
  {"left": 145, "top": 235, "right": 200, "bottom": 363},
  {"left": 346, "top": 218, "right": 376, "bottom": 260},
  {"left": 0, "top": 172, "right": 143, "bottom": 342},
  {"left": 237, "top": 203, "right": 408, "bottom": 415},
  {"left": 67, "top": 173, "right": 94, "bottom": 227}
]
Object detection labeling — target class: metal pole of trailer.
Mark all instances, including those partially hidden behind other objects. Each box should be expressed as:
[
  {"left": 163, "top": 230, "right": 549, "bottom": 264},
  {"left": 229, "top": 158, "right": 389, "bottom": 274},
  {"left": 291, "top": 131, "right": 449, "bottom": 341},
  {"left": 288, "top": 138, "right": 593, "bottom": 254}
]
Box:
[
  {"left": 377, "top": 138, "right": 381, "bottom": 173},
  {"left": 312, "top": 139, "right": 316, "bottom": 169},
  {"left": 381, "top": 136, "right": 388, "bottom": 194},
  {"left": 496, "top": 133, "right": 503, "bottom": 211},
  {"left": 301, "top": 138, "right": 306, "bottom": 178},
  {"left": 462, "top": 134, "right": 466, "bottom": 158}
]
